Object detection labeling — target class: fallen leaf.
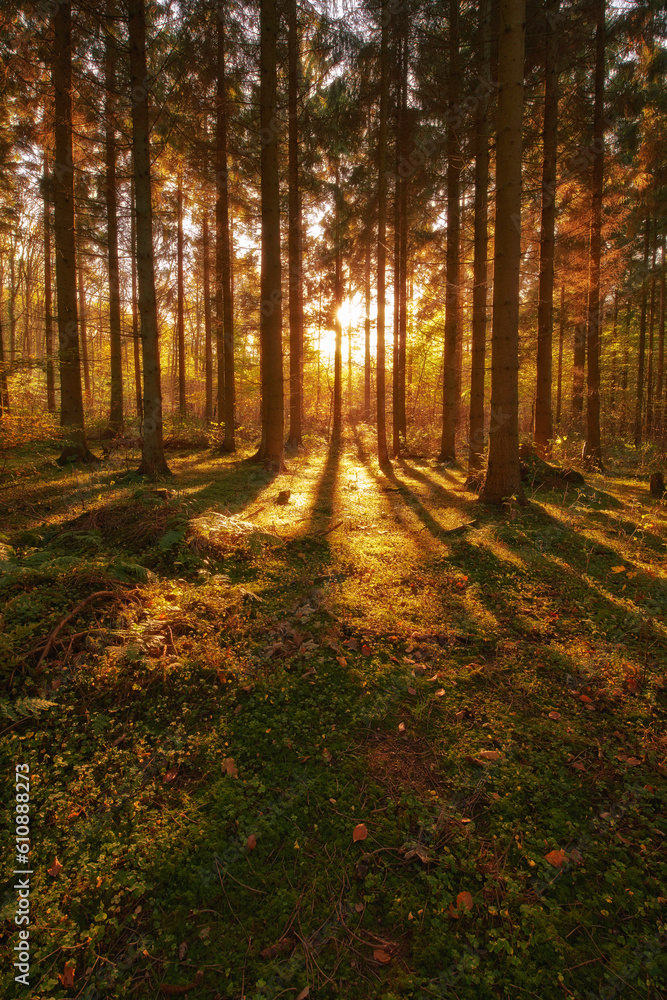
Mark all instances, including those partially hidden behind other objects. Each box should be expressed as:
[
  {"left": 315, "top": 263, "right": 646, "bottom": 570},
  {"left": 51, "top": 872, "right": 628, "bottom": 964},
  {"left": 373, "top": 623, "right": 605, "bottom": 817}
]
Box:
[
  {"left": 222, "top": 758, "right": 238, "bottom": 778},
  {"left": 353, "top": 823, "right": 368, "bottom": 843},
  {"left": 59, "top": 963, "right": 75, "bottom": 987},
  {"left": 260, "top": 937, "right": 294, "bottom": 960},
  {"left": 456, "top": 891, "right": 473, "bottom": 912},
  {"left": 48, "top": 857, "right": 63, "bottom": 878},
  {"left": 544, "top": 849, "right": 568, "bottom": 868},
  {"left": 405, "top": 844, "right": 430, "bottom": 863},
  {"left": 398, "top": 722, "right": 406, "bottom": 732},
  {"left": 322, "top": 748, "right": 332, "bottom": 763},
  {"left": 579, "top": 694, "right": 593, "bottom": 704},
  {"left": 407, "top": 687, "right": 416, "bottom": 695},
  {"left": 373, "top": 948, "right": 392, "bottom": 964},
  {"left": 355, "top": 902, "right": 364, "bottom": 913},
  {"left": 178, "top": 941, "right": 187, "bottom": 962},
  {"left": 569, "top": 848, "right": 584, "bottom": 865},
  {"left": 234, "top": 704, "right": 243, "bottom": 715},
  {"left": 247, "top": 834, "right": 257, "bottom": 850},
  {"left": 296, "top": 988, "right": 310, "bottom": 1000},
  {"left": 448, "top": 903, "right": 459, "bottom": 919},
  {"left": 548, "top": 711, "right": 561, "bottom": 721},
  {"left": 336, "top": 656, "right": 347, "bottom": 667},
  {"left": 361, "top": 644, "right": 372, "bottom": 656},
  {"left": 625, "top": 757, "right": 642, "bottom": 766},
  {"left": 435, "top": 688, "right": 445, "bottom": 697},
  {"left": 163, "top": 767, "right": 179, "bottom": 783},
  {"left": 478, "top": 750, "right": 500, "bottom": 762},
  {"left": 571, "top": 761, "right": 586, "bottom": 771},
  {"left": 611, "top": 566, "right": 626, "bottom": 574},
  {"left": 490, "top": 791, "right": 501, "bottom": 801}
]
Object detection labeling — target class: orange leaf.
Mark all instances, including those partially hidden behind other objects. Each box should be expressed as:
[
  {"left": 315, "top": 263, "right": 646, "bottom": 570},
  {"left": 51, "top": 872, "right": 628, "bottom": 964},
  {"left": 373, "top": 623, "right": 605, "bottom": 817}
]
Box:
[
  {"left": 59, "top": 962, "right": 75, "bottom": 987},
  {"left": 544, "top": 849, "right": 568, "bottom": 868},
  {"left": 247, "top": 834, "right": 257, "bottom": 850},
  {"left": 163, "top": 767, "right": 178, "bottom": 783},
  {"left": 625, "top": 757, "right": 641, "bottom": 766},
  {"left": 296, "top": 988, "right": 310, "bottom": 1000},
  {"left": 579, "top": 694, "right": 593, "bottom": 704},
  {"left": 355, "top": 902, "right": 365, "bottom": 913},
  {"left": 222, "top": 758, "right": 238, "bottom": 778},
  {"left": 448, "top": 903, "right": 459, "bottom": 919},
  {"left": 548, "top": 711, "right": 561, "bottom": 721},
  {"left": 407, "top": 687, "right": 416, "bottom": 695},
  {"left": 353, "top": 823, "right": 368, "bottom": 843},
  {"left": 373, "top": 948, "right": 392, "bottom": 964},
  {"left": 48, "top": 857, "right": 63, "bottom": 878},
  {"left": 336, "top": 656, "right": 347, "bottom": 667},
  {"left": 456, "top": 891, "right": 473, "bottom": 912},
  {"left": 478, "top": 750, "right": 500, "bottom": 761},
  {"left": 361, "top": 644, "right": 372, "bottom": 656},
  {"left": 398, "top": 722, "right": 406, "bottom": 732}
]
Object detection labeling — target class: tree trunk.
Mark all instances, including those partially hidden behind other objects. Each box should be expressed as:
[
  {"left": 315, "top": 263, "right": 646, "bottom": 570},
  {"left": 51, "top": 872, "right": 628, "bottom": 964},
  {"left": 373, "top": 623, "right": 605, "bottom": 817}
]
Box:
[
  {"left": 634, "top": 211, "right": 650, "bottom": 447},
  {"left": 440, "top": 0, "right": 461, "bottom": 462},
  {"left": 106, "top": 6, "right": 123, "bottom": 432},
  {"left": 555, "top": 285, "right": 565, "bottom": 426},
  {"left": 128, "top": 0, "right": 169, "bottom": 474},
  {"left": 479, "top": 0, "right": 526, "bottom": 504},
  {"left": 76, "top": 231, "right": 91, "bottom": 405},
  {"left": 364, "top": 237, "right": 371, "bottom": 421},
  {"left": 216, "top": 12, "right": 235, "bottom": 451},
  {"left": 534, "top": 0, "right": 559, "bottom": 456},
  {"left": 583, "top": 0, "right": 605, "bottom": 470},
  {"left": 287, "top": 0, "right": 303, "bottom": 448},
  {"left": 130, "top": 177, "right": 143, "bottom": 421},
  {"left": 53, "top": 0, "right": 91, "bottom": 463},
  {"left": 656, "top": 239, "right": 665, "bottom": 438},
  {"left": 332, "top": 241, "right": 342, "bottom": 448},
  {"left": 468, "top": 0, "right": 491, "bottom": 476},
  {"left": 619, "top": 298, "right": 630, "bottom": 436},
  {"left": 376, "top": 5, "right": 390, "bottom": 468},
  {"left": 43, "top": 150, "right": 57, "bottom": 413},
  {"left": 258, "top": 0, "right": 284, "bottom": 464},
  {"left": 203, "top": 213, "right": 213, "bottom": 423},
  {"left": 646, "top": 219, "right": 657, "bottom": 437},
  {"left": 177, "top": 169, "right": 186, "bottom": 416},
  {"left": 0, "top": 276, "right": 9, "bottom": 416}
]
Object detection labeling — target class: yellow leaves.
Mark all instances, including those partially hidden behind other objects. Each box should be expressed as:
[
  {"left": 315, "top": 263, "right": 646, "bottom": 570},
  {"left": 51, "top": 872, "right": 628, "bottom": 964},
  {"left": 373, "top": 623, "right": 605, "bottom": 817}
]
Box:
[
  {"left": 336, "top": 656, "right": 347, "bottom": 667},
  {"left": 353, "top": 823, "right": 368, "bottom": 843},
  {"left": 611, "top": 566, "right": 626, "bottom": 574}
]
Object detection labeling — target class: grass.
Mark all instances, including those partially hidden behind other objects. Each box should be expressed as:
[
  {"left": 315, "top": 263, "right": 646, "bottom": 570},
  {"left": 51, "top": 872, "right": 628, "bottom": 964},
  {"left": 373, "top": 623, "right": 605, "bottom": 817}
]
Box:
[{"left": 0, "top": 426, "right": 666, "bottom": 1000}]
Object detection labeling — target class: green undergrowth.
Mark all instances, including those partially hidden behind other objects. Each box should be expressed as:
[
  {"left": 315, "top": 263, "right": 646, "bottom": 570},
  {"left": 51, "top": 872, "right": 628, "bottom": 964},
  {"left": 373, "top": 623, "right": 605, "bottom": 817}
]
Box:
[{"left": 0, "top": 434, "right": 666, "bottom": 1000}]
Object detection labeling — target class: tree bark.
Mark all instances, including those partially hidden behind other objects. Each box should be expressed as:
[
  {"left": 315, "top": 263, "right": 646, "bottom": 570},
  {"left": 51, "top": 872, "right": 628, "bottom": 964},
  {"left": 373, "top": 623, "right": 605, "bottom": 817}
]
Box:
[
  {"left": 203, "top": 212, "right": 213, "bottom": 424},
  {"left": 440, "top": 0, "right": 461, "bottom": 462},
  {"left": 216, "top": 12, "right": 235, "bottom": 451},
  {"left": 468, "top": 0, "right": 491, "bottom": 476},
  {"left": 43, "top": 150, "right": 56, "bottom": 413},
  {"left": 332, "top": 240, "right": 342, "bottom": 448},
  {"left": 128, "top": 0, "right": 169, "bottom": 474},
  {"left": 106, "top": 5, "right": 123, "bottom": 432},
  {"left": 76, "top": 223, "right": 91, "bottom": 405},
  {"left": 555, "top": 285, "right": 565, "bottom": 426},
  {"left": 646, "top": 218, "right": 657, "bottom": 437},
  {"left": 364, "top": 236, "right": 371, "bottom": 421},
  {"left": 534, "top": 0, "right": 559, "bottom": 456},
  {"left": 53, "top": 0, "right": 92, "bottom": 463},
  {"left": 656, "top": 238, "right": 665, "bottom": 438},
  {"left": 287, "top": 0, "right": 303, "bottom": 448},
  {"left": 376, "top": 5, "right": 390, "bottom": 468},
  {"left": 479, "top": 0, "right": 526, "bottom": 504},
  {"left": 0, "top": 276, "right": 9, "bottom": 416},
  {"left": 130, "top": 177, "right": 142, "bottom": 421},
  {"left": 257, "top": 0, "right": 284, "bottom": 464},
  {"left": 634, "top": 211, "right": 650, "bottom": 447},
  {"left": 583, "top": 0, "right": 605, "bottom": 470},
  {"left": 176, "top": 169, "right": 186, "bottom": 416}
]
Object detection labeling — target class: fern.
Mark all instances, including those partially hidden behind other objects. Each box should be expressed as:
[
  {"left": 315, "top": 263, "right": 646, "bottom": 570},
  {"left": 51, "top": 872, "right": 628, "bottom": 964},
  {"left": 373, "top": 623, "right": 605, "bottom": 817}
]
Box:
[{"left": 0, "top": 697, "right": 57, "bottom": 721}]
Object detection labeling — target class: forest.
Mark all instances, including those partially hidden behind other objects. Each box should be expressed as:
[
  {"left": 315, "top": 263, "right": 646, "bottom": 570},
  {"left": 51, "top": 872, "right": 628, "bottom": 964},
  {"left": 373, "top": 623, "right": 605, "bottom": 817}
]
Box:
[{"left": 1, "top": 0, "right": 666, "bottom": 998}]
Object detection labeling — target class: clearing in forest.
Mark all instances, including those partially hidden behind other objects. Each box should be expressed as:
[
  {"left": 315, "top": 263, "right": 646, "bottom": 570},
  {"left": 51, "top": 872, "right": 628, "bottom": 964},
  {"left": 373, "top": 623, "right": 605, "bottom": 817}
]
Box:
[{"left": 1, "top": 435, "right": 666, "bottom": 1000}]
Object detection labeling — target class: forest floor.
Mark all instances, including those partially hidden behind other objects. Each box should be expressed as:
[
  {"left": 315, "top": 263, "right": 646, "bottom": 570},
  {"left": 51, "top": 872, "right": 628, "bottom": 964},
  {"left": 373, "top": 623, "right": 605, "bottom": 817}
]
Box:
[{"left": 1, "top": 426, "right": 666, "bottom": 1000}]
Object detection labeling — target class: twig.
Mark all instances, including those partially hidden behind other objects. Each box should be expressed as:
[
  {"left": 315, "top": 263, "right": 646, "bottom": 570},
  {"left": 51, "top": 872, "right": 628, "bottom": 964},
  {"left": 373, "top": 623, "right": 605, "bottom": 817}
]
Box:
[
  {"left": 36, "top": 591, "right": 121, "bottom": 667},
  {"left": 318, "top": 519, "right": 344, "bottom": 537}
]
